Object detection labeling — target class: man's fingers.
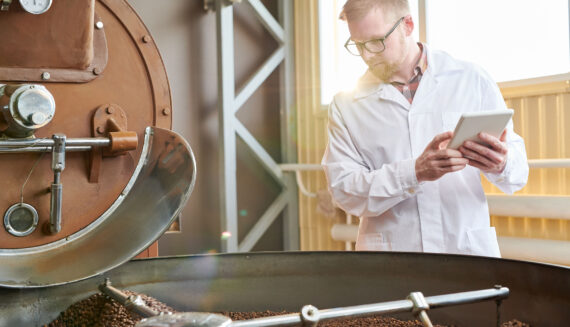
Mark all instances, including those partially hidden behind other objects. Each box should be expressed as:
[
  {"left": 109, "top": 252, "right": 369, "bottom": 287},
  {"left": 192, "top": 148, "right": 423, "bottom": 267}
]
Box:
[
  {"left": 460, "top": 146, "right": 495, "bottom": 167},
  {"left": 428, "top": 131, "right": 453, "bottom": 150},
  {"left": 437, "top": 164, "right": 467, "bottom": 174},
  {"left": 430, "top": 148, "right": 464, "bottom": 160},
  {"left": 466, "top": 159, "right": 486, "bottom": 171},
  {"left": 478, "top": 132, "right": 508, "bottom": 155},
  {"left": 462, "top": 140, "right": 504, "bottom": 164},
  {"left": 499, "top": 129, "right": 507, "bottom": 142},
  {"left": 434, "top": 157, "right": 469, "bottom": 167}
]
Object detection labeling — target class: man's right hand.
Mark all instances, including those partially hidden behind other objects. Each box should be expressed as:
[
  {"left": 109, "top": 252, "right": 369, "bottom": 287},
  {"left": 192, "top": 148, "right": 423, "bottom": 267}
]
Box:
[{"left": 415, "top": 131, "right": 469, "bottom": 182}]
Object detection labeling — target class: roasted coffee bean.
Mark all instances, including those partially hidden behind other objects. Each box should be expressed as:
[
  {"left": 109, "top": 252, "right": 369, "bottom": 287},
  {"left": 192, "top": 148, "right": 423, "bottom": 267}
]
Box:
[{"left": 48, "top": 290, "right": 176, "bottom": 327}]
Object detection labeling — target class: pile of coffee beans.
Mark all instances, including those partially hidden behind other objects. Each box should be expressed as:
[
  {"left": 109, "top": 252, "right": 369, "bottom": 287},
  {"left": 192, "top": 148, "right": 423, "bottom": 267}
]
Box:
[
  {"left": 46, "top": 290, "right": 176, "bottom": 327},
  {"left": 48, "top": 293, "right": 531, "bottom": 327},
  {"left": 225, "top": 311, "right": 530, "bottom": 327}
]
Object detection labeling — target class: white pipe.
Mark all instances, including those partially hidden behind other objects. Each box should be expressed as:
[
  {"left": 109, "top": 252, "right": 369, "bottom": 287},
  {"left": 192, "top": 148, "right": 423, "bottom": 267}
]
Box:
[
  {"left": 279, "top": 163, "right": 322, "bottom": 171},
  {"left": 486, "top": 194, "right": 570, "bottom": 220},
  {"left": 278, "top": 159, "right": 570, "bottom": 172},
  {"left": 295, "top": 171, "right": 316, "bottom": 198},
  {"left": 330, "top": 224, "right": 570, "bottom": 266},
  {"left": 498, "top": 236, "right": 570, "bottom": 266},
  {"left": 345, "top": 213, "right": 353, "bottom": 251},
  {"left": 528, "top": 159, "right": 570, "bottom": 168},
  {"left": 331, "top": 223, "right": 358, "bottom": 242}
]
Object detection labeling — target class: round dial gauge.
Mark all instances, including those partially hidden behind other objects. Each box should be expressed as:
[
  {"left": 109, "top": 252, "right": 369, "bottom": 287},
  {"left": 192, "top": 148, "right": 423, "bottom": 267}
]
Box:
[{"left": 19, "top": 0, "right": 52, "bottom": 14}]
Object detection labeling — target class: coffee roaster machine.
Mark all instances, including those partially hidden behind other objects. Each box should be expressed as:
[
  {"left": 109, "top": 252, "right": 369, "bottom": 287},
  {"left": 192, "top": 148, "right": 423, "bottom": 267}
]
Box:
[{"left": 0, "top": 1, "right": 568, "bottom": 326}]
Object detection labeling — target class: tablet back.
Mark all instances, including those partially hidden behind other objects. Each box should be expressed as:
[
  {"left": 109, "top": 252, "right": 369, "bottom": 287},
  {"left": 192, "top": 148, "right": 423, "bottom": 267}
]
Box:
[{"left": 447, "top": 109, "right": 514, "bottom": 149}]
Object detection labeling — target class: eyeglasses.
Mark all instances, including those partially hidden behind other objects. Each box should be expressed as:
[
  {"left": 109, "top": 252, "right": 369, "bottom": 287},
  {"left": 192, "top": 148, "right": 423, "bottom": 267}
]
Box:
[{"left": 344, "top": 17, "right": 405, "bottom": 56}]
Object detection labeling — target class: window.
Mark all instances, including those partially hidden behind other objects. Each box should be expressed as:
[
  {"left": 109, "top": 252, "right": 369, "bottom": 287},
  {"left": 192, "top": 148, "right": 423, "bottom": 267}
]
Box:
[
  {"left": 426, "top": 0, "right": 570, "bottom": 83},
  {"left": 319, "top": 0, "right": 570, "bottom": 105}
]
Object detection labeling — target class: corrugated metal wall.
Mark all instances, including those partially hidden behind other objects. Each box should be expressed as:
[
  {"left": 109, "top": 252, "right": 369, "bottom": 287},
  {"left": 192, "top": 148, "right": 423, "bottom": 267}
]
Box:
[
  {"left": 294, "top": 0, "right": 343, "bottom": 251},
  {"left": 486, "top": 81, "right": 570, "bottom": 242}
]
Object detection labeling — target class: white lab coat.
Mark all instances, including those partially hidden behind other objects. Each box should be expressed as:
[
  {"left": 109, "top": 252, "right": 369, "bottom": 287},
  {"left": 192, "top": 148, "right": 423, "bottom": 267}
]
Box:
[{"left": 322, "top": 45, "right": 528, "bottom": 257}]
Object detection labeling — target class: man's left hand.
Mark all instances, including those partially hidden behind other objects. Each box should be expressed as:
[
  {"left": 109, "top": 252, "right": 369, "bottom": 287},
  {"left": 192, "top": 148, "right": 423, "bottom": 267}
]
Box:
[{"left": 459, "top": 129, "right": 508, "bottom": 174}]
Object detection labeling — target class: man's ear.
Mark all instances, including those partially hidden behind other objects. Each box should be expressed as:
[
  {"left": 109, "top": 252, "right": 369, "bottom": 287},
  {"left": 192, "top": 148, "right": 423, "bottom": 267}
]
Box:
[{"left": 403, "top": 15, "right": 414, "bottom": 36}]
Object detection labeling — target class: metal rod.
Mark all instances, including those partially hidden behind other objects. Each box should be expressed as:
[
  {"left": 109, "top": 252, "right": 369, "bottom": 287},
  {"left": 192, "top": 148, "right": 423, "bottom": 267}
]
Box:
[
  {"left": 0, "top": 137, "right": 110, "bottom": 148},
  {"left": 0, "top": 137, "right": 111, "bottom": 150},
  {"left": 49, "top": 182, "right": 62, "bottom": 234},
  {"left": 49, "top": 134, "right": 65, "bottom": 235},
  {"left": 427, "top": 287, "right": 509, "bottom": 309},
  {"left": 99, "top": 279, "right": 158, "bottom": 318},
  {"left": 0, "top": 146, "right": 92, "bottom": 153},
  {"left": 230, "top": 287, "right": 509, "bottom": 327}
]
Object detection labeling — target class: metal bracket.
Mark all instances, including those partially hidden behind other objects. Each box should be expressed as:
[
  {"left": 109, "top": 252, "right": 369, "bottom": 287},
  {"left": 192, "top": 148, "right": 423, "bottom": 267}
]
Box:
[
  {"left": 90, "top": 104, "right": 136, "bottom": 183},
  {"left": 49, "top": 134, "right": 66, "bottom": 234},
  {"left": 408, "top": 292, "right": 434, "bottom": 327},
  {"left": 204, "top": 0, "right": 241, "bottom": 12}
]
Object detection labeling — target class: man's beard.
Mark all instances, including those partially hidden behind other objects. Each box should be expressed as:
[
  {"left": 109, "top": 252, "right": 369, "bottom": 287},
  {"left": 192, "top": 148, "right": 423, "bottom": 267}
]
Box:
[
  {"left": 367, "top": 33, "right": 408, "bottom": 83},
  {"left": 369, "top": 61, "right": 402, "bottom": 83}
]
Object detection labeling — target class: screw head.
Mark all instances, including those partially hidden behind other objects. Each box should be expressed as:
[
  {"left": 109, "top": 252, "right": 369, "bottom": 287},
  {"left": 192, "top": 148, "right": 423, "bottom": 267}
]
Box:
[
  {"left": 41, "top": 72, "right": 50, "bottom": 80},
  {"left": 162, "top": 108, "right": 171, "bottom": 116},
  {"left": 96, "top": 126, "right": 105, "bottom": 134},
  {"left": 93, "top": 67, "right": 101, "bottom": 75},
  {"left": 142, "top": 35, "right": 151, "bottom": 43},
  {"left": 106, "top": 106, "right": 114, "bottom": 114},
  {"left": 95, "top": 21, "right": 104, "bottom": 29}
]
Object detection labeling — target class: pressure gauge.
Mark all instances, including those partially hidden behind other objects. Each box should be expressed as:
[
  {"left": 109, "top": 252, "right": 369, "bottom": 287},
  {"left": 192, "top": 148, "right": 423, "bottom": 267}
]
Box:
[{"left": 19, "top": 0, "right": 52, "bottom": 14}]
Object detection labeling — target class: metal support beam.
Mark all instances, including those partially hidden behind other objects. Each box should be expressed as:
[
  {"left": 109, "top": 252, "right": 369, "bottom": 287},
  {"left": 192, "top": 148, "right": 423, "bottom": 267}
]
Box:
[
  {"left": 216, "top": 0, "right": 239, "bottom": 252},
  {"left": 234, "top": 46, "right": 285, "bottom": 113},
  {"left": 239, "top": 191, "right": 289, "bottom": 252},
  {"left": 279, "top": 0, "right": 299, "bottom": 250},
  {"left": 247, "top": 0, "right": 285, "bottom": 43},
  {"left": 215, "top": 0, "right": 298, "bottom": 252}
]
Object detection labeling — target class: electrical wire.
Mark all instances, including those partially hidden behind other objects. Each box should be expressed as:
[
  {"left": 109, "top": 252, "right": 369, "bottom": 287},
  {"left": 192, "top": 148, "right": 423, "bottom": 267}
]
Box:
[{"left": 20, "top": 151, "right": 47, "bottom": 204}]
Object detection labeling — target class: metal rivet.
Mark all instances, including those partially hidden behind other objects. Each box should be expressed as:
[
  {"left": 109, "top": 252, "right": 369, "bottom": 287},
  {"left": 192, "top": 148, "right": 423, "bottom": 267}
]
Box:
[
  {"left": 95, "top": 21, "right": 104, "bottom": 29},
  {"left": 106, "top": 106, "right": 114, "bottom": 114},
  {"left": 93, "top": 67, "right": 101, "bottom": 75},
  {"left": 142, "top": 35, "right": 151, "bottom": 43},
  {"left": 41, "top": 72, "right": 50, "bottom": 80},
  {"left": 162, "top": 108, "right": 170, "bottom": 116},
  {"left": 96, "top": 126, "right": 105, "bottom": 134}
]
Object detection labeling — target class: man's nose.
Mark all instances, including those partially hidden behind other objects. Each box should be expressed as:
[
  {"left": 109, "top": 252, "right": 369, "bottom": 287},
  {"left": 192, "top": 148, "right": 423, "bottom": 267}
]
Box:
[{"left": 360, "top": 48, "right": 375, "bottom": 61}]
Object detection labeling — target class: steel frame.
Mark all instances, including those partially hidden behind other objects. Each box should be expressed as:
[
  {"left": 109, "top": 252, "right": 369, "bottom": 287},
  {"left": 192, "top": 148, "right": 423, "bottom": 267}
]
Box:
[{"left": 214, "top": 0, "right": 298, "bottom": 252}]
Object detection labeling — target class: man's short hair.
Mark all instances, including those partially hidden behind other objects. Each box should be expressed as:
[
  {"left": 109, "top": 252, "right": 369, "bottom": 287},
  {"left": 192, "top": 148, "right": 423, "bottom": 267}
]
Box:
[{"left": 340, "top": 0, "right": 410, "bottom": 22}]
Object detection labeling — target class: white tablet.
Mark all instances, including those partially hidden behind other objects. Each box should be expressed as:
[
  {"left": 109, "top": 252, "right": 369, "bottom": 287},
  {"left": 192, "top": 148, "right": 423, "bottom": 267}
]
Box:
[{"left": 447, "top": 109, "right": 513, "bottom": 149}]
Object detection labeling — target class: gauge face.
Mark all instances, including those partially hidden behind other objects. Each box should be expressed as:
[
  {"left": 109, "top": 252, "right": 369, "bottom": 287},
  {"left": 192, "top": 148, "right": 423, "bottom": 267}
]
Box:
[{"left": 19, "top": 0, "right": 52, "bottom": 14}]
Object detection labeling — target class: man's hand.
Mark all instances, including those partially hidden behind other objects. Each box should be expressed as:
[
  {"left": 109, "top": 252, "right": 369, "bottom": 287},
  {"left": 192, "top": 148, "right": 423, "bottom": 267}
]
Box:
[
  {"left": 459, "top": 129, "right": 508, "bottom": 174},
  {"left": 415, "top": 131, "right": 469, "bottom": 182}
]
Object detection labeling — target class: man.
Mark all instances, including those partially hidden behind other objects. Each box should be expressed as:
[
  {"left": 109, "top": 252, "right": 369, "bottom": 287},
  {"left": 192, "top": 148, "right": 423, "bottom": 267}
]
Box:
[{"left": 322, "top": 0, "right": 528, "bottom": 256}]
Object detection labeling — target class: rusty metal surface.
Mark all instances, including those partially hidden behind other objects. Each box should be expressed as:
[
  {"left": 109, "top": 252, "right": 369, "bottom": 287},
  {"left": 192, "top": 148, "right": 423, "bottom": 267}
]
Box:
[
  {"left": 0, "top": 252, "right": 568, "bottom": 327},
  {"left": 0, "top": 0, "right": 94, "bottom": 70},
  {"left": 0, "top": 127, "right": 196, "bottom": 288},
  {"left": 0, "top": 0, "right": 172, "bottom": 251},
  {"left": 0, "top": 1, "right": 111, "bottom": 83}
]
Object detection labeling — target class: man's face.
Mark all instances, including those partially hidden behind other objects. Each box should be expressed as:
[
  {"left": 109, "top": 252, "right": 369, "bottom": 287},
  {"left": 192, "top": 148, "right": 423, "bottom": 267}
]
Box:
[{"left": 347, "top": 8, "right": 408, "bottom": 82}]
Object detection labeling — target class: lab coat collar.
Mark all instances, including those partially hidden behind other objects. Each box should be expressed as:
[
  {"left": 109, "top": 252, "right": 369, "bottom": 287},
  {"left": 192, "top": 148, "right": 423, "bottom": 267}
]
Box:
[{"left": 351, "top": 44, "right": 462, "bottom": 101}]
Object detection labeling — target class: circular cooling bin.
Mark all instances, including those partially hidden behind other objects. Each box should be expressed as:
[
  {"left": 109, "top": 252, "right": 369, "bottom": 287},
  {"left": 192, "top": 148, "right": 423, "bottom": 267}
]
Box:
[{"left": 0, "top": 252, "right": 568, "bottom": 327}]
